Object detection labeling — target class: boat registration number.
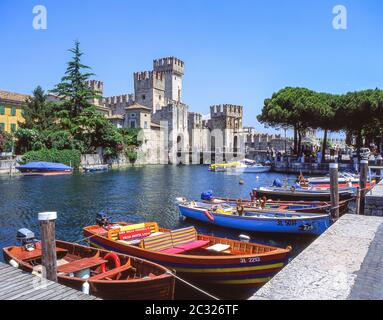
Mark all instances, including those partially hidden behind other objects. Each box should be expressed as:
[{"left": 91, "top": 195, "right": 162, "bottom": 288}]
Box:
[
  {"left": 277, "top": 220, "right": 297, "bottom": 226},
  {"left": 240, "top": 257, "right": 261, "bottom": 264}
]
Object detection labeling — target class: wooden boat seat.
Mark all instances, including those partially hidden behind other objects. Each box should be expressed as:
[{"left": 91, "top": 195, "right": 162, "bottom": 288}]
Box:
[
  {"left": 17, "top": 247, "right": 68, "bottom": 261},
  {"left": 141, "top": 233, "right": 174, "bottom": 252},
  {"left": 174, "top": 240, "right": 210, "bottom": 252},
  {"left": 141, "top": 227, "right": 210, "bottom": 254},
  {"left": 89, "top": 264, "right": 134, "bottom": 281},
  {"left": 206, "top": 244, "right": 231, "bottom": 252},
  {"left": 171, "top": 227, "right": 209, "bottom": 252},
  {"left": 57, "top": 256, "right": 107, "bottom": 274},
  {"left": 160, "top": 247, "right": 186, "bottom": 254}
]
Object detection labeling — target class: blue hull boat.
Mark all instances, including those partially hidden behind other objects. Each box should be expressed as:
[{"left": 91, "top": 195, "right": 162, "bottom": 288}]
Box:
[
  {"left": 178, "top": 204, "right": 331, "bottom": 236},
  {"left": 16, "top": 161, "right": 73, "bottom": 176}
]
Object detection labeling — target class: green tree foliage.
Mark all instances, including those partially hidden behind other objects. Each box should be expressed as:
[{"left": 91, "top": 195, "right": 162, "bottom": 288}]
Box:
[
  {"left": 50, "top": 41, "right": 100, "bottom": 118},
  {"left": 258, "top": 87, "right": 383, "bottom": 160},
  {"left": 21, "top": 86, "right": 54, "bottom": 131},
  {"left": 125, "top": 149, "right": 138, "bottom": 163},
  {"left": 0, "top": 129, "right": 14, "bottom": 153},
  {"left": 336, "top": 89, "right": 383, "bottom": 150},
  {"left": 257, "top": 87, "right": 317, "bottom": 153},
  {"left": 14, "top": 41, "right": 127, "bottom": 163},
  {"left": 14, "top": 128, "right": 42, "bottom": 154},
  {"left": 119, "top": 128, "right": 141, "bottom": 147}
]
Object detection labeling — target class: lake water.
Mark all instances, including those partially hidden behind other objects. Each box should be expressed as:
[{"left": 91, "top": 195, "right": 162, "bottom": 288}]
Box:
[{"left": 0, "top": 165, "right": 316, "bottom": 299}]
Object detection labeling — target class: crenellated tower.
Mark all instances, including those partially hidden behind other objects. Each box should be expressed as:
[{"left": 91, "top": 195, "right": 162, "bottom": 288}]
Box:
[
  {"left": 85, "top": 80, "right": 104, "bottom": 107},
  {"left": 133, "top": 71, "right": 165, "bottom": 113},
  {"left": 209, "top": 104, "right": 243, "bottom": 131},
  {"left": 153, "top": 57, "right": 184, "bottom": 103}
]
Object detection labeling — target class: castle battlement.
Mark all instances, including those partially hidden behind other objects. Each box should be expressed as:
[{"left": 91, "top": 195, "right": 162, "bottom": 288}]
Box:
[
  {"left": 210, "top": 104, "right": 243, "bottom": 118},
  {"left": 105, "top": 94, "right": 134, "bottom": 105},
  {"left": 134, "top": 71, "right": 165, "bottom": 93},
  {"left": 153, "top": 57, "right": 184, "bottom": 75},
  {"left": 134, "top": 71, "right": 165, "bottom": 82},
  {"left": 85, "top": 80, "right": 104, "bottom": 93}
]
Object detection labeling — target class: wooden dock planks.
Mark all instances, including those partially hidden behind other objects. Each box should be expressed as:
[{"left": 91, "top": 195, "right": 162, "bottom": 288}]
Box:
[{"left": 0, "top": 262, "right": 99, "bottom": 300}]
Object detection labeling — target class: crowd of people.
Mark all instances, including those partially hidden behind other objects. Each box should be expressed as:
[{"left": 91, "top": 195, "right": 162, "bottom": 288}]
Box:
[{"left": 266, "top": 143, "right": 383, "bottom": 165}]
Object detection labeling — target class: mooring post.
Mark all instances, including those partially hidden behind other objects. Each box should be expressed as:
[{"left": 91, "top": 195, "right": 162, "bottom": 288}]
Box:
[
  {"left": 38, "top": 212, "right": 58, "bottom": 282},
  {"left": 377, "top": 155, "right": 383, "bottom": 182},
  {"left": 355, "top": 187, "right": 361, "bottom": 215},
  {"left": 329, "top": 163, "right": 339, "bottom": 221},
  {"left": 359, "top": 160, "right": 369, "bottom": 215}
]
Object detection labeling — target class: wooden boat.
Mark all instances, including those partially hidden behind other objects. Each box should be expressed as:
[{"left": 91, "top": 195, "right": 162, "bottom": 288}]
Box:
[
  {"left": 83, "top": 219, "right": 292, "bottom": 290},
  {"left": 237, "top": 164, "right": 271, "bottom": 173},
  {"left": 253, "top": 186, "right": 355, "bottom": 201},
  {"left": 15, "top": 162, "right": 73, "bottom": 176},
  {"left": 203, "top": 197, "right": 349, "bottom": 214},
  {"left": 3, "top": 229, "right": 175, "bottom": 300},
  {"left": 209, "top": 160, "right": 271, "bottom": 173},
  {"left": 178, "top": 202, "right": 331, "bottom": 235},
  {"left": 83, "top": 164, "right": 109, "bottom": 172},
  {"left": 198, "top": 190, "right": 348, "bottom": 214},
  {"left": 298, "top": 172, "right": 374, "bottom": 189},
  {"left": 209, "top": 161, "right": 241, "bottom": 172}
]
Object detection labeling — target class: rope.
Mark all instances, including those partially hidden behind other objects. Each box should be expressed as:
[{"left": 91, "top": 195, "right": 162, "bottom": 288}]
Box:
[
  {"left": 75, "top": 232, "right": 220, "bottom": 300},
  {"left": 73, "top": 234, "right": 98, "bottom": 244},
  {"left": 166, "top": 270, "right": 220, "bottom": 300}
]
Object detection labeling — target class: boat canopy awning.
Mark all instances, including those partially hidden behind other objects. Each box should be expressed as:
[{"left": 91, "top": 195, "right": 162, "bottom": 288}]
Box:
[{"left": 16, "top": 162, "right": 73, "bottom": 171}]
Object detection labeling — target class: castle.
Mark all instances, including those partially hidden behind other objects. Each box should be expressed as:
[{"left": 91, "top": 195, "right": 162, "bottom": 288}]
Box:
[{"left": 85, "top": 57, "right": 248, "bottom": 164}]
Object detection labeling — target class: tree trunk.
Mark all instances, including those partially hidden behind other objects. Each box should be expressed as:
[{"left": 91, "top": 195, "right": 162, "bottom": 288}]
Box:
[
  {"left": 356, "top": 131, "right": 363, "bottom": 161},
  {"left": 345, "top": 131, "right": 352, "bottom": 146},
  {"left": 321, "top": 129, "right": 328, "bottom": 163},
  {"left": 293, "top": 127, "right": 298, "bottom": 154},
  {"left": 297, "top": 130, "right": 302, "bottom": 155}
]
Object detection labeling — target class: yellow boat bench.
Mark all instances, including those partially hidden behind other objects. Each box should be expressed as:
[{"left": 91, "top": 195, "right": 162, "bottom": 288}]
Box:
[
  {"left": 141, "top": 226, "right": 210, "bottom": 254},
  {"left": 107, "top": 222, "right": 159, "bottom": 245},
  {"left": 107, "top": 223, "right": 209, "bottom": 254}
]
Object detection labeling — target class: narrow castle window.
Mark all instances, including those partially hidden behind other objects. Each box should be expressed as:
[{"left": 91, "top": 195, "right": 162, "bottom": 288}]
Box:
[{"left": 142, "top": 94, "right": 146, "bottom": 100}]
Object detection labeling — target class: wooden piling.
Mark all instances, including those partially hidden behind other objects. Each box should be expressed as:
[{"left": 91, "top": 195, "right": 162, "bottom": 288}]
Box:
[
  {"left": 38, "top": 212, "right": 58, "bottom": 282},
  {"left": 359, "top": 160, "right": 369, "bottom": 215},
  {"left": 355, "top": 187, "right": 361, "bottom": 215},
  {"left": 377, "top": 155, "right": 383, "bottom": 182},
  {"left": 329, "top": 163, "right": 339, "bottom": 221}
]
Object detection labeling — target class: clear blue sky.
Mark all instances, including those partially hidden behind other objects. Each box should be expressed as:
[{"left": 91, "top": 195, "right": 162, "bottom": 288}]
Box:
[{"left": 1, "top": 0, "right": 382, "bottom": 136}]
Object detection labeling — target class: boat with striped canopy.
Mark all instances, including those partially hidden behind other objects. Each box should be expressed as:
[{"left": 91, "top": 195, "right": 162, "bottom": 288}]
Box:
[{"left": 83, "top": 218, "right": 292, "bottom": 292}]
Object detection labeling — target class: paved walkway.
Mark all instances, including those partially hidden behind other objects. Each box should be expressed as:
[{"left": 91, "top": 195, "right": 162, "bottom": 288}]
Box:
[
  {"left": 250, "top": 214, "right": 383, "bottom": 300},
  {"left": 365, "top": 179, "right": 383, "bottom": 216}
]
